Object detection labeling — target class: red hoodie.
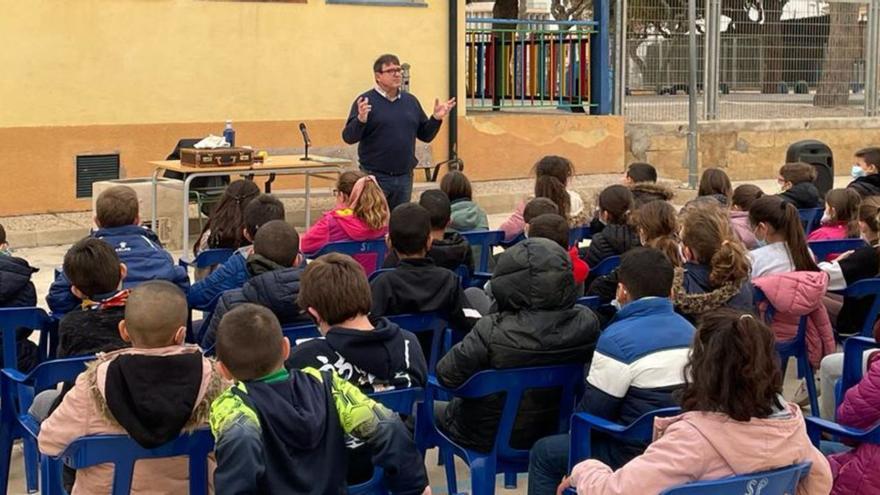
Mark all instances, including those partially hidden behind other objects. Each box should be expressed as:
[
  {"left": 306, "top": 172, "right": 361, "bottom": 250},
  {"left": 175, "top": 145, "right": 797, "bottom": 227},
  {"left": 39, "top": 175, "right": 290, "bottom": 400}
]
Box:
[
  {"left": 569, "top": 246, "right": 589, "bottom": 285},
  {"left": 300, "top": 208, "right": 387, "bottom": 274}
]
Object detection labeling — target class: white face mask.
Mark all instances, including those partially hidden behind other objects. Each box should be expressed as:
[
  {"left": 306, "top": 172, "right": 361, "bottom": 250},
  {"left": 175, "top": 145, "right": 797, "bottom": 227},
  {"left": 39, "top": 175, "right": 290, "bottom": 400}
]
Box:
[{"left": 821, "top": 212, "right": 832, "bottom": 225}]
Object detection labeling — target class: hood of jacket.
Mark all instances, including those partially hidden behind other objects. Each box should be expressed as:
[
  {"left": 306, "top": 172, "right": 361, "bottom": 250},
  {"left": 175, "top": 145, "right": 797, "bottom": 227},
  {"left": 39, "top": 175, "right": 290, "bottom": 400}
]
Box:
[
  {"left": 330, "top": 208, "right": 388, "bottom": 241},
  {"left": 325, "top": 317, "right": 409, "bottom": 380},
  {"left": 781, "top": 182, "right": 821, "bottom": 209},
  {"left": 850, "top": 173, "right": 880, "bottom": 194},
  {"left": 0, "top": 255, "right": 38, "bottom": 302},
  {"left": 92, "top": 345, "right": 221, "bottom": 448},
  {"left": 243, "top": 371, "right": 330, "bottom": 452},
  {"left": 630, "top": 181, "right": 675, "bottom": 204},
  {"left": 241, "top": 267, "right": 305, "bottom": 323},
  {"left": 450, "top": 199, "right": 488, "bottom": 231},
  {"left": 597, "top": 224, "right": 641, "bottom": 256},
  {"left": 492, "top": 237, "right": 575, "bottom": 311},
  {"left": 429, "top": 232, "right": 470, "bottom": 269},
  {"left": 674, "top": 263, "right": 753, "bottom": 316},
  {"left": 753, "top": 271, "right": 829, "bottom": 316},
  {"left": 654, "top": 403, "right": 818, "bottom": 476},
  {"left": 245, "top": 253, "right": 287, "bottom": 277},
  {"left": 93, "top": 224, "right": 162, "bottom": 244}
]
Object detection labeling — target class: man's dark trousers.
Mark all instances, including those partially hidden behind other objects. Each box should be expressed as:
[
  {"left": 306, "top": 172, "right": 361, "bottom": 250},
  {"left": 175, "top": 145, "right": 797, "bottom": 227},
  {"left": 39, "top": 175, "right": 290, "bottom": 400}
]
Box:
[{"left": 368, "top": 169, "right": 413, "bottom": 211}]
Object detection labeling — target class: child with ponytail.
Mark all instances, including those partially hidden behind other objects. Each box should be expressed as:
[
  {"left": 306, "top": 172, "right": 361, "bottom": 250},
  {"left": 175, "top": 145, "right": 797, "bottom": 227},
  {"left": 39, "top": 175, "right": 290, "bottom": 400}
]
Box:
[
  {"left": 673, "top": 205, "right": 753, "bottom": 319},
  {"left": 807, "top": 188, "right": 862, "bottom": 241},
  {"left": 748, "top": 195, "right": 820, "bottom": 278},
  {"left": 585, "top": 185, "right": 640, "bottom": 268},
  {"left": 499, "top": 156, "right": 587, "bottom": 241},
  {"left": 300, "top": 171, "right": 389, "bottom": 273}
]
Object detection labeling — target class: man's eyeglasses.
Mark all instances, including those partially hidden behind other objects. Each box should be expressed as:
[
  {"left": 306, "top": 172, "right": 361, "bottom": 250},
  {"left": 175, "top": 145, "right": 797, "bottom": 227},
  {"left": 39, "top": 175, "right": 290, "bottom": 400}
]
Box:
[{"left": 380, "top": 68, "right": 404, "bottom": 75}]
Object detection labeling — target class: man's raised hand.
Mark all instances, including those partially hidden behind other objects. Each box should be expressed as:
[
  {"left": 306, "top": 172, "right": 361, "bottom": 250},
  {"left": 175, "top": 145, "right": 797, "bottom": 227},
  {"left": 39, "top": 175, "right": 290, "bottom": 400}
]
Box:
[
  {"left": 357, "top": 96, "right": 372, "bottom": 123},
  {"left": 432, "top": 97, "right": 457, "bottom": 120}
]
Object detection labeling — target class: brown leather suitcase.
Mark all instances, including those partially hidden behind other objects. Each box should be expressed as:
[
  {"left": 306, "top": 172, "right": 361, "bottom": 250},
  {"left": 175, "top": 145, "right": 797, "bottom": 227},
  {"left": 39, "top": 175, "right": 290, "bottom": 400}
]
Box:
[{"left": 179, "top": 147, "right": 254, "bottom": 167}]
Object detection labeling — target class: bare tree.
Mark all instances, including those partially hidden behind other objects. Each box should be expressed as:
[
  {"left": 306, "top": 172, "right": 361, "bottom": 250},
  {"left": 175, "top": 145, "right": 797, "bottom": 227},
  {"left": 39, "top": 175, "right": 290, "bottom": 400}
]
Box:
[
  {"left": 551, "top": 0, "right": 591, "bottom": 21},
  {"left": 814, "top": 1, "right": 861, "bottom": 106}
]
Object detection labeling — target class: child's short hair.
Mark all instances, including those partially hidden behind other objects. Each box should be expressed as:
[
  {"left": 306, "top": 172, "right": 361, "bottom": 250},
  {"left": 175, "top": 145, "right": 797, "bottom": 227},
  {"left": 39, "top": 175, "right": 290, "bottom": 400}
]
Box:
[
  {"left": 388, "top": 203, "right": 431, "bottom": 256},
  {"left": 523, "top": 198, "right": 559, "bottom": 224},
  {"left": 598, "top": 185, "right": 634, "bottom": 224},
  {"left": 626, "top": 162, "right": 657, "bottom": 183},
  {"left": 618, "top": 247, "right": 673, "bottom": 299},
  {"left": 440, "top": 171, "right": 473, "bottom": 201},
  {"left": 124, "top": 281, "right": 188, "bottom": 347},
  {"left": 0, "top": 223, "right": 5, "bottom": 245},
  {"left": 217, "top": 304, "right": 285, "bottom": 381},
  {"left": 96, "top": 186, "right": 139, "bottom": 228},
  {"left": 297, "top": 253, "right": 371, "bottom": 326},
  {"left": 253, "top": 220, "right": 299, "bottom": 267},
  {"left": 528, "top": 214, "right": 569, "bottom": 249},
  {"left": 855, "top": 147, "right": 880, "bottom": 169},
  {"left": 419, "top": 190, "right": 452, "bottom": 230},
  {"left": 243, "top": 194, "right": 285, "bottom": 238},
  {"left": 63, "top": 238, "right": 122, "bottom": 298},
  {"left": 731, "top": 184, "right": 765, "bottom": 211},
  {"left": 778, "top": 162, "right": 817, "bottom": 185}
]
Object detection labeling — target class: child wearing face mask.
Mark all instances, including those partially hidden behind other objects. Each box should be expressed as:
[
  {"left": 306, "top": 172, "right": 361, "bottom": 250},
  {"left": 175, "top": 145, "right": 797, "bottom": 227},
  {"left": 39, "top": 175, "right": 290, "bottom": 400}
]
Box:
[
  {"left": 848, "top": 147, "right": 880, "bottom": 198},
  {"left": 777, "top": 162, "right": 821, "bottom": 210},
  {"left": 807, "top": 188, "right": 862, "bottom": 241},
  {"left": 748, "top": 195, "right": 820, "bottom": 278}
]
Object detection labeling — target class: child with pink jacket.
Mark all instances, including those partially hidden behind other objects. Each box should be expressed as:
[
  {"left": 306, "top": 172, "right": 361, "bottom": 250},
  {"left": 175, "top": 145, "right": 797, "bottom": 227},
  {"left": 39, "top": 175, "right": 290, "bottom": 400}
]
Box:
[{"left": 564, "top": 309, "right": 832, "bottom": 495}]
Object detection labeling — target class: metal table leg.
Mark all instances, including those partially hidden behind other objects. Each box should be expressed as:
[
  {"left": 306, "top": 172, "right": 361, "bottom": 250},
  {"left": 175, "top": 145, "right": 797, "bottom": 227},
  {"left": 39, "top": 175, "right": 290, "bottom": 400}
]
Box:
[
  {"left": 182, "top": 174, "right": 197, "bottom": 257},
  {"left": 304, "top": 173, "right": 311, "bottom": 227},
  {"left": 151, "top": 168, "right": 160, "bottom": 233}
]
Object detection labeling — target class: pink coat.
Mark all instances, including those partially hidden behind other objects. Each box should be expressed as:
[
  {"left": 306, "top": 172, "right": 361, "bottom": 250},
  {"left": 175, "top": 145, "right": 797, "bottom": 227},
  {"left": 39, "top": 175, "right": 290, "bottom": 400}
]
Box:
[
  {"left": 807, "top": 222, "right": 848, "bottom": 242},
  {"left": 828, "top": 354, "right": 880, "bottom": 495},
  {"left": 300, "top": 208, "right": 388, "bottom": 274},
  {"left": 753, "top": 271, "right": 836, "bottom": 368},
  {"left": 38, "top": 345, "right": 228, "bottom": 495},
  {"left": 729, "top": 210, "right": 758, "bottom": 249},
  {"left": 569, "top": 403, "right": 832, "bottom": 495}
]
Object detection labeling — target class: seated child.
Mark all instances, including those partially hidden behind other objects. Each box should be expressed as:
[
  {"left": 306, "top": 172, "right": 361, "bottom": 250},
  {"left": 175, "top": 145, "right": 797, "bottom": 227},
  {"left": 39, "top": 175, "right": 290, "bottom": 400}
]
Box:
[
  {"left": 847, "top": 147, "right": 880, "bottom": 198},
  {"left": 39, "top": 281, "right": 226, "bottom": 494},
  {"left": 673, "top": 205, "right": 753, "bottom": 320},
  {"left": 435, "top": 237, "right": 600, "bottom": 453},
  {"left": 730, "top": 184, "right": 764, "bottom": 249},
  {"left": 384, "top": 190, "right": 474, "bottom": 273},
  {"left": 622, "top": 162, "right": 674, "bottom": 207},
  {"left": 807, "top": 188, "right": 861, "bottom": 241},
  {"left": 47, "top": 186, "right": 190, "bottom": 315},
  {"left": 210, "top": 304, "right": 429, "bottom": 494},
  {"left": 56, "top": 238, "right": 130, "bottom": 358},
  {"left": 585, "top": 185, "right": 640, "bottom": 268},
  {"left": 696, "top": 167, "right": 733, "bottom": 206},
  {"left": 371, "top": 203, "right": 478, "bottom": 357},
  {"left": 192, "top": 179, "right": 261, "bottom": 278},
  {"left": 188, "top": 193, "right": 286, "bottom": 309},
  {"left": 528, "top": 248, "right": 694, "bottom": 495},
  {"left": 748, "top": 195, "right": 820, "bottom": 277},
  {"left": 441, "top": 171, "right": 489, "bottom": 231},
  {"left": 202, "top": 220, "right": 309, "bottom": 349},
  {"left": 563, "top": 309, "right": 832, "bottom": 495},
  {"left": 287, "top": 252, "right": 428, "bottom": 484},
  {"left": 0, "top": 222, "right": 40, "bottom": 371},
  {"left": 300, "top": 171, "right": 389, "bottom": 274},
  {"left": 527, "top": 213, "right": 589, "bottom": 289},
  {"left": 777, "top": 162, "right": 822, "bottom": 210}
]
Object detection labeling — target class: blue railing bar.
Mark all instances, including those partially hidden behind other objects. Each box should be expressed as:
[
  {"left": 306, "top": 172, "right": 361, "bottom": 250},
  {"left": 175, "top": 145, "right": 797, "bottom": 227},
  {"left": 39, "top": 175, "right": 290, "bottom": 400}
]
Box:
[{"left": 466, "top": 17, "right": 599, "bottom": 27}]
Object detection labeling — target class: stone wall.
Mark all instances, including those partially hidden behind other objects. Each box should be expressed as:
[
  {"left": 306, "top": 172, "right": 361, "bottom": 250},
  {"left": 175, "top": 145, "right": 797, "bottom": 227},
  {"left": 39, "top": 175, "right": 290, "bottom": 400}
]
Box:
[{"left": 626, "top": 118, "right": 880, "bottom": 184}]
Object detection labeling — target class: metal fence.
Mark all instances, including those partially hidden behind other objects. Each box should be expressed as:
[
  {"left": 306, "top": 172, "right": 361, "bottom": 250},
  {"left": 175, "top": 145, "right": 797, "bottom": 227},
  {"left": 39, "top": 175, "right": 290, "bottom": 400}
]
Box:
[
  {"left": 619, "top": 0, "right": 880, "bottom": 122},
  {"left": 464, "top": 17, "right": 609, "bottom": 112}
]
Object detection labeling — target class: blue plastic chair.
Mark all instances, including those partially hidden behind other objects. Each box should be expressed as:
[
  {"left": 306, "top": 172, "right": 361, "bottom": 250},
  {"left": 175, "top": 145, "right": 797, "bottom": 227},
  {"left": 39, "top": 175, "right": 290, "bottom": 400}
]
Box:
[
  {"left": 460, "top": 230, "right": 505, "bottom": 273},
  {"left": 281, "top": 322, "right": 322, "bottom": 346},
  {"left": 386, "top": 313, "right": 449, "bottom": 372},
  {"left": 569, "top": 226, "right": 592, "bottom": 247},
  {"left": 424, "top": 364, "right": 584, "bottom": 495},
  {"left": 0, "top": 355, "right": 93, "bottom": 494},
  {"left": 754, "top": 287, "right": 819, "bottom": 416},
  {"left": 798, "top": 208, "right": 824, "bottom": 236},
  {"left": 178, "top": 248, "right": 235, "bottom": 271},
  {"left": 309, "top": 239, "right": 388, "bottom": 275},
  {"left": 808, "top": 239, "right": 867, "bottom": 263},
  {"left": 564, "top": 462, "right": 812, "bottom": 495},
  {"left": 567, "top": 407, "right": 681, "bottom": 471},
  {"left": 41, "top": 429, "right": 214, "bottom": 495},
  {"left": 590, "top": 256, "right": 621, "bottom": 277},
  {"left": 0, "top": 307, "right": 58, "bottom": 368},
  {"left": 834, "top": 336, "right": 880, "bottom": 409},
  {"left": 575, "top": 296, "right": 601, "bottom": 310},
  {"left": 833, "top": 278, "right": 880, "bottom": 338}
]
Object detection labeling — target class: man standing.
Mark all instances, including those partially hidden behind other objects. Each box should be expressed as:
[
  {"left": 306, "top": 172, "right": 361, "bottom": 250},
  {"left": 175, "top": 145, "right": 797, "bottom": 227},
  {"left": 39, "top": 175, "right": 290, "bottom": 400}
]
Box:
[{"left": 342, "top": 54, "right": 456, "bottom": 210}]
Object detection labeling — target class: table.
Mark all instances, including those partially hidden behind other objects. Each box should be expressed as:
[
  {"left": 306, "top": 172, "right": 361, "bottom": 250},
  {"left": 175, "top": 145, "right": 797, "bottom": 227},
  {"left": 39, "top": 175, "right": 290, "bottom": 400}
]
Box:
[{"left": 149, "top": 155, "right": 348, "bottom": 257}]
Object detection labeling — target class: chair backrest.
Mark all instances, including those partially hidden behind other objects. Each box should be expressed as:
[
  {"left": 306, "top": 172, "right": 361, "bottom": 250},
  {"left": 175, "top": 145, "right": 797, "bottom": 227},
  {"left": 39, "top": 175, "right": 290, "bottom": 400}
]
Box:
[
  {"left": 591, "top": 255, "right": 621, "bottom": 277},
  {"left": 569, "top": 226, "right": 592, "bottom": 247},
  {"left": 385, "top": 313, "right": 448, "bottom": 371},
  {"left": 808, "top": 239, "right": 868, "bottom": 263},
  {"left": 166, "top": 138, "right": 202, "bottom": 160},
  {"left": 314, "top": 239, "right": 388, "bottom": 274},
  {"left": 44, "top": 429, "right": 214, "bottom": 495},
  {"left": 0, "top": 307, "right": 57, "bottom": 369},
  {"left": 499, "top": 232, "right": 527, "bottom": 249},
  {"left": 183, "top": 248, "right": 235, "bottom": 270},
  {"left": 798, "top": 208, "right": 824, "bottom": 236},
  {"left": 568, "top": 407, "right": 681, "bottom": 470},
  {"left": 282, "top": 322, "right": 322, "bottom": 345},
  {"left": 460, "top": 230, "right": 505, "bottom": 272},
  {"left": 369, "top": 387, "right": 424, "bottom": 416},
  {"left": 659, "top": 462, "right": 812, "bottom": 495},
  {"left": 841, "top": 336, "right": 880, "bottom": 398},
  {"left": 575, "top": 296, "right": 601, "bottom": 310},
  {"left": 840, "top": 278, "right": 880, "bottom": 337},
  {"left": 440, "top": 364, "right": 583, "bottom": 458}
]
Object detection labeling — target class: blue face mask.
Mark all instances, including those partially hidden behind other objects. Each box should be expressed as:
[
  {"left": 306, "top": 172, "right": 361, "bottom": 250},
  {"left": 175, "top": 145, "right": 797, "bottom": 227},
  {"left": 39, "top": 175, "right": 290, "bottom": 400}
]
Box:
[
  {"left": 852, "top": 165, "right": 867, "bottom": 179},
  {"left": 755, "top": 237, "right": 767, "bottom": 248}
]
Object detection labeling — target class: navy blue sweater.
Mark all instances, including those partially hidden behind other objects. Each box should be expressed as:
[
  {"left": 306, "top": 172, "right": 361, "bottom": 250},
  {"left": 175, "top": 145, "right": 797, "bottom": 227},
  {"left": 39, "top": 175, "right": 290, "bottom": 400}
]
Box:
[{"left": 342, "top": 89, "right": 442, "bottom": 175}]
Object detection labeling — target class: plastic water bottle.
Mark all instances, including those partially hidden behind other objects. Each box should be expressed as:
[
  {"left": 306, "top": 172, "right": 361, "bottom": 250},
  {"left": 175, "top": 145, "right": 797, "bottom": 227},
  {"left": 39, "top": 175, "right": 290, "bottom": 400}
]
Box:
[{"left": 223, "top": 120, "right": 235, "bottom": 147}]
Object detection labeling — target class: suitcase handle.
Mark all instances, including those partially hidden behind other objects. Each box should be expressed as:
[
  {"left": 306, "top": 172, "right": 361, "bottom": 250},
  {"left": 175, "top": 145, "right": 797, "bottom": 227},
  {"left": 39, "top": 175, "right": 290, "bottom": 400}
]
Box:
[{"left": 214, "top": 155, "right": 236, "bottom": 166}]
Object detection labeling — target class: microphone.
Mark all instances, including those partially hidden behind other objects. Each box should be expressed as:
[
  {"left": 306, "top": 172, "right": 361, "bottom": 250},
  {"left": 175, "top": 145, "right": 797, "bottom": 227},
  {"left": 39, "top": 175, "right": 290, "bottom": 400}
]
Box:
[{"left": 299, "top": 123, "right": 311, "bottom": 161}]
